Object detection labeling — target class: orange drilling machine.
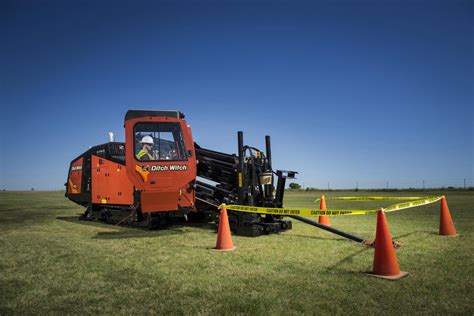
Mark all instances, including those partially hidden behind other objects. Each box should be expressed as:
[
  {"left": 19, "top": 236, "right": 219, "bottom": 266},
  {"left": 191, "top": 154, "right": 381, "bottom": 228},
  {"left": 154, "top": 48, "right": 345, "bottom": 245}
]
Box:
[{"left": 66, "top": 110, "right": 297, "bottom": 236}]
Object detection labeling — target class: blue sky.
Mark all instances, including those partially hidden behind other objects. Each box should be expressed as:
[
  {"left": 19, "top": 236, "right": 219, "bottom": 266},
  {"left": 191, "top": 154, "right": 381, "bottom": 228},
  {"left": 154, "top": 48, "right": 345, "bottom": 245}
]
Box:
[{"left": 1, "top": 0, "right": 472, "bottom": 190}]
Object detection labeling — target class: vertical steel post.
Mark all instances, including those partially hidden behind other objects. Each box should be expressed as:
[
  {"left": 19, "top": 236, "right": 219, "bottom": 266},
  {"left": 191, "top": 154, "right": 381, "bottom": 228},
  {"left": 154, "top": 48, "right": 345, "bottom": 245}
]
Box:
[
  {"left": 265, "top": 135, "right": 272, "bottom": 170},
  {"left": 275, "top": 170, "right": 286, "bottom": 207},
  {"left": 264, "top": 135, "right": 273, "bottom": 199},
  {"left": 237, "top": 131, "right": 245, "bottom": 204}
]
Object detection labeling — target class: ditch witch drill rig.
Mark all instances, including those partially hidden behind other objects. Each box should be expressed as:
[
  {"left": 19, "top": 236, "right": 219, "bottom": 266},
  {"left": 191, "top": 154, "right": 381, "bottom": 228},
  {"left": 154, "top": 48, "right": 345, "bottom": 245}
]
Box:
[{"left": 66, "top": 110, "right": 297, "bottom": 236}]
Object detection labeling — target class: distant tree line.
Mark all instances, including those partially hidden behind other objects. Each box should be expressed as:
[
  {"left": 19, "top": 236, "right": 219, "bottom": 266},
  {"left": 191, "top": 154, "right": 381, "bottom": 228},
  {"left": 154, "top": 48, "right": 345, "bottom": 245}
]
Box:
[{"left": 286, "top": 183, "right": 473, "bottom": 191}]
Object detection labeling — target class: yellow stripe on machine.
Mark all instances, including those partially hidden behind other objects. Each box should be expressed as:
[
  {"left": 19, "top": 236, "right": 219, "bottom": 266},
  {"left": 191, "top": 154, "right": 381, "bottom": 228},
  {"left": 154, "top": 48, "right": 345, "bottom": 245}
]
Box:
[{"left": 220, "top": 196, "right": 443, "bottom": 217}]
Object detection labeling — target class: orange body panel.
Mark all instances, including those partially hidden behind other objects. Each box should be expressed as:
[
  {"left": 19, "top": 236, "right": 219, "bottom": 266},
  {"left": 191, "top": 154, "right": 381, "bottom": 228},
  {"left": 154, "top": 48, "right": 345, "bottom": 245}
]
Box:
[
  {"left": 141, "top": 191, "right": 178, "bottom": 212},
  {"left": 91, "top": 155, "right": 134, "bottom": 205},
  {"left": 67, "top": 157, "right": 83, "bottom": 194}
]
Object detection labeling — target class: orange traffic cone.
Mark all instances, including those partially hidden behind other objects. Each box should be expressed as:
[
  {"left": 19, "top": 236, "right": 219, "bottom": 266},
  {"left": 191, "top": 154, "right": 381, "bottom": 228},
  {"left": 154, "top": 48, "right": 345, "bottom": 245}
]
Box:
[
  {"left": 215, "top": 206, "right": 236, "bottom": 251},
  {"left": 318, "top": 194, "right": 330, "bottom": 226},
  {"left": 439, "top": 196, "right": 458, "bottom": 237},
  {"left": 369, "top": 209, "right": 408, "bottom": 280}
]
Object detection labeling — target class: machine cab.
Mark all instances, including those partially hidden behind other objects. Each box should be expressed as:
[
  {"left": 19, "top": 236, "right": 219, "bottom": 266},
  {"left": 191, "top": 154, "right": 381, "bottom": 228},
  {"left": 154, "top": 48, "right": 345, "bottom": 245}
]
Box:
[
  {"left": 134, "top": 121, "right": 187, "bottom": 162},
  {"left": 124, "top": 110, "right": 196, "bottom": 212}
]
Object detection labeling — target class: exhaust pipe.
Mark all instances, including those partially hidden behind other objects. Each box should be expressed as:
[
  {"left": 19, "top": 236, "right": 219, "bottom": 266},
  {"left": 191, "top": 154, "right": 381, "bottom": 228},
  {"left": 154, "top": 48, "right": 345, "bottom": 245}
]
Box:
[{"left": 108, "top": 132, "right": 114, "bottom": 142}]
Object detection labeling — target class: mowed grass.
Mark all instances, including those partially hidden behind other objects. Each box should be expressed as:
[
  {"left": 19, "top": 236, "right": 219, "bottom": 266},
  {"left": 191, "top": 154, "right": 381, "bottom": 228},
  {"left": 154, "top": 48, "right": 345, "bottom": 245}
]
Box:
[{"left": 0, "top": 190, "right": 473, "bottom": 315}]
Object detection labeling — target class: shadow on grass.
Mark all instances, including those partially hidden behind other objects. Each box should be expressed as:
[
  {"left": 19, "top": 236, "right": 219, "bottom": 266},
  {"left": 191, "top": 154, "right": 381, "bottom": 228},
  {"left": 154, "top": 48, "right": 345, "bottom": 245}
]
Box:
[
  {"left": 0, "top": 278, "right": 28, "bottom": 313},
  {"left": 286, "top": 234, "right": 355, "bottom": 242},
  {"left": 0, "top": 209, "right": 56, "bottom": 227},
  {"left": 93, "top": 228, "right": 185, "bottom": 239},
  {"left": 56, "top": 216, "right": 217, "bottom": 239},
  {"left": 287, "top": 225, "right": 369, "bottom": 243},
  {"left": 57, "top": 215, "right": 111, "bottom": 229},
  {"left": 325, "top": 230, "right": 442, "bottom": 275},
  {"left": 326, "top": 247, "right": 371, "bottom": 274},
  {"left": 392, "top": 230, "right": 439, "bottom": 239}
]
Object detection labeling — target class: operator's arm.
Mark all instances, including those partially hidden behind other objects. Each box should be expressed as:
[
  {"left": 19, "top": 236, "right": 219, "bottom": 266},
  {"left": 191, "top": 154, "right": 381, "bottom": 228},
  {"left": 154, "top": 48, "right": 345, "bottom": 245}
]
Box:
[{"left": 137, "top": 149, "right": 150, "bottom": 161}]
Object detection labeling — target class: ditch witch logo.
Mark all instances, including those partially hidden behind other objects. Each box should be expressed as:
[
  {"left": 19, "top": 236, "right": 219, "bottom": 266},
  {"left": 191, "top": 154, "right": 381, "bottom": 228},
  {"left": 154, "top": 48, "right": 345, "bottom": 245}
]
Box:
[{"left": 141, "top": 164, "right": 187, "bottom": 172}]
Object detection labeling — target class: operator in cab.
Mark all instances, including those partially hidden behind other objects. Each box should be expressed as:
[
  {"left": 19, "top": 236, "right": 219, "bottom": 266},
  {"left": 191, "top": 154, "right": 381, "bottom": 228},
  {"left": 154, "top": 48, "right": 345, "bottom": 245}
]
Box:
[{"left": 136, "top": 135, "right": 155, "bottom": 161}]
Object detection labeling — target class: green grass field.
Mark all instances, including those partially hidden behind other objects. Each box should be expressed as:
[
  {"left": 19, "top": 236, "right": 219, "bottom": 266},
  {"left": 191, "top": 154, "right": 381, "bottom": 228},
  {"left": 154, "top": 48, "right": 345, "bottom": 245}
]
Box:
[{"left": 1, "top": 190, "right": 473, "bottom": 315}]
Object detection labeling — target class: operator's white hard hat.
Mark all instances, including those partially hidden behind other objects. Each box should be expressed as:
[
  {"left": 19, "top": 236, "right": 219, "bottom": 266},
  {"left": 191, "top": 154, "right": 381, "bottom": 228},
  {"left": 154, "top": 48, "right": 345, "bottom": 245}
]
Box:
[{"left": 140, "top": 135, "right": 154, "bottom": 145}]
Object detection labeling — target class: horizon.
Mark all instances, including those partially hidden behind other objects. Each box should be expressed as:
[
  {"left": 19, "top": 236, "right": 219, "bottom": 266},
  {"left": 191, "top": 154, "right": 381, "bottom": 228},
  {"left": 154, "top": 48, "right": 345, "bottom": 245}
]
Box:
[{"left": 2, "top": 186, "right": 473, "bottom": 192}]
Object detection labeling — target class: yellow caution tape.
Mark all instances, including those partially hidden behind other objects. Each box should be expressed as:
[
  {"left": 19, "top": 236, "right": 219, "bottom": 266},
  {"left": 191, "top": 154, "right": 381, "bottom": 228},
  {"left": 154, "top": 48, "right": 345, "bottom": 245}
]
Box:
[
  {"left": 315, "top": 196, "right": 436, "bottom": 202},
  {"left": 219, "top": 196, "right": 443, "bottom": 217},
  {"left": 383, "top": 196, "right": 442, "bottom": 212}
]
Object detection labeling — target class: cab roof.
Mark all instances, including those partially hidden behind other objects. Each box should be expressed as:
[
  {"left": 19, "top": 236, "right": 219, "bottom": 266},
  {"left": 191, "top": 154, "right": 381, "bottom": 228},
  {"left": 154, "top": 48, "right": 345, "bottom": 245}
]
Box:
[{"left": 124, "top": 110, "right": 185, "bottom": 122}]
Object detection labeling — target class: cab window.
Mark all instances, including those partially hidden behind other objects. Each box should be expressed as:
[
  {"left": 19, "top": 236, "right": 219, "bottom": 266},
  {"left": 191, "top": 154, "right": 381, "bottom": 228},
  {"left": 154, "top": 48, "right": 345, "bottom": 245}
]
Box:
[{"left": 134, "top": 122, "right": 187, "bottom": 161}]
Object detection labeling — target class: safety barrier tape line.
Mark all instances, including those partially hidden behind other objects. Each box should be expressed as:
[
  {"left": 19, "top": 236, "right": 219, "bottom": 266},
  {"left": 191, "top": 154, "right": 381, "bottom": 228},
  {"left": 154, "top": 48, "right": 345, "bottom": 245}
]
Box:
[
  {"left": 219, "top": 196, "right": 443, "bottom": 217},
  {"left": 314, "top": 196, "right": 439, "bottom": 202},
  {"left": 383, "top": 196, "right": 442, "bottom": 212}
]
